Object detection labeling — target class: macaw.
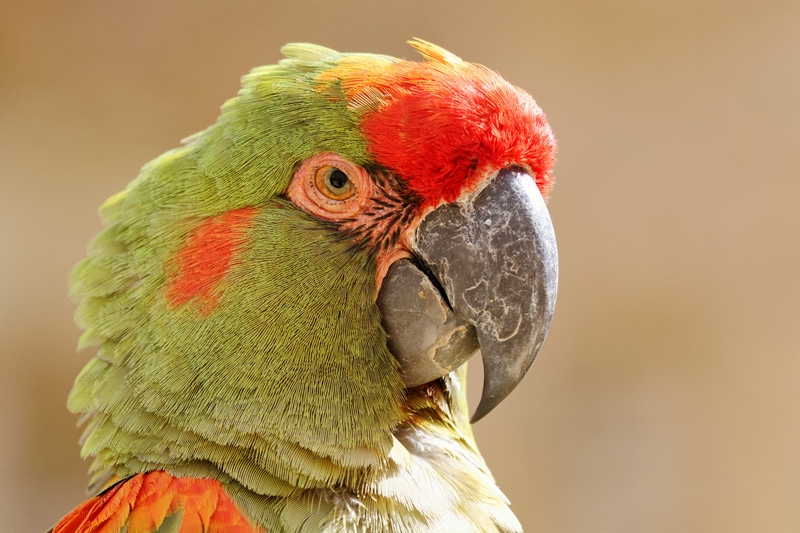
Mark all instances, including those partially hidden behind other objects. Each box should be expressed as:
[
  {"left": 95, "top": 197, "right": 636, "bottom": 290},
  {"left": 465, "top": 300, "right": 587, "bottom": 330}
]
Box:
[{"left": 52, "top": 40, "right": 558, "bottom": 533}]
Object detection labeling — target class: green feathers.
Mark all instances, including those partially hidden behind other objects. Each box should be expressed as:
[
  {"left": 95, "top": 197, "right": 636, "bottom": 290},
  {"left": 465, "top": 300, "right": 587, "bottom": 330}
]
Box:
[{"left": 69, "top": 45, "right": 404, "bottom": 493}]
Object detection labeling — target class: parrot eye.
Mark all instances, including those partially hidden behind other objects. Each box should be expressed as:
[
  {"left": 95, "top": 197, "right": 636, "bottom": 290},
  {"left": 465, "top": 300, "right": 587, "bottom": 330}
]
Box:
[
  {"left": 287, "top": 152, "right": 374, "bottom": 221},
  {"left": 315, "top": 165, "right": 355, "bottom": 200}
]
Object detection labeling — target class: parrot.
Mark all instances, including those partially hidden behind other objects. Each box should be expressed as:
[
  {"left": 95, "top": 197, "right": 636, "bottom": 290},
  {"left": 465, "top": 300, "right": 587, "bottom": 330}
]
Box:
[{"left": 51, "top": 39, "right": 558, "bottom": 533}]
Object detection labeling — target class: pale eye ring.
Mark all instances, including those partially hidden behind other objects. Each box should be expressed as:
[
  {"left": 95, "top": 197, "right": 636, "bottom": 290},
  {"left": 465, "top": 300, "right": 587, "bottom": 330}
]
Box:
[
  {"left": 287, "top": 152, "right": 373, "bottom": 220},
  {"left": 315, "top": 165, "right": 355, "bottom": 200}
]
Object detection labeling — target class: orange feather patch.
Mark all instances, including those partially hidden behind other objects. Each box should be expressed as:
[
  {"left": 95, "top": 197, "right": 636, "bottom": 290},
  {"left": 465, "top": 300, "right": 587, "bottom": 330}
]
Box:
[
  {"left": 165, "top": 207, "right": 257, "bottom": 315},
  {"left": 50, "top": 471, "right": 262, "bottom": 533}
]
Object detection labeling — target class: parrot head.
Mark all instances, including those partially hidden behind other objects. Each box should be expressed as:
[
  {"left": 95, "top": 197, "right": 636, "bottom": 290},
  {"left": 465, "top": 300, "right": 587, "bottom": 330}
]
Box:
[{"left": 67, "top": 40, "right": 557, "bottom": 529}]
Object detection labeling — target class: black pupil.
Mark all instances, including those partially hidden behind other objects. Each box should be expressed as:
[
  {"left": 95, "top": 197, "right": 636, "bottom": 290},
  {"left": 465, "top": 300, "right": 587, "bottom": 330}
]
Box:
[{"left": 328, "top": 168, "right": 348, "bottom": 189}]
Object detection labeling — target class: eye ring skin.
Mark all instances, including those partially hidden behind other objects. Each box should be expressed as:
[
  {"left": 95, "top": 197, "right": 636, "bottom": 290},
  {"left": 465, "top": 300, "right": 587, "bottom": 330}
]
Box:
[{"left": 286, "top": 153, "right": 375, "bottom": 221}]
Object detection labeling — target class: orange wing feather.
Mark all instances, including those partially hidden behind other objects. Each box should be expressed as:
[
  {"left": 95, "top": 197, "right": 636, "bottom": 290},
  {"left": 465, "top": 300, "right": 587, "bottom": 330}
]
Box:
[{"left": 51, "top": 471, "right": 262, "bottom": 533}]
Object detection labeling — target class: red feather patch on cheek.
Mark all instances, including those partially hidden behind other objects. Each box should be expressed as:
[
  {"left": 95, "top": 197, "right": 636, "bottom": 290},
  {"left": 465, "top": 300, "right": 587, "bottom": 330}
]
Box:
[{"left": 165, "top": 207, "right": 257, "bottom": 315}]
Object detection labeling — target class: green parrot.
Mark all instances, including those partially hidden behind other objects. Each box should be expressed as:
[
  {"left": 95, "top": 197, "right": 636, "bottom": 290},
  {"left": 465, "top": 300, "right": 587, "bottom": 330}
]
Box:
[{"left": 52, "top": 39, "right": 558, "bottom": 533}]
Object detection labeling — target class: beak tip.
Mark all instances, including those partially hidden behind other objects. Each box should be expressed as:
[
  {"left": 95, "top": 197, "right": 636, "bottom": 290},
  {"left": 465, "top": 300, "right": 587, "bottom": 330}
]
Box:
[
  {"left": 469, "top": 338, "right": 543, "bottom": 423},
  {"left": 469, "top": 399, "right": 494, "bottom": 424}
]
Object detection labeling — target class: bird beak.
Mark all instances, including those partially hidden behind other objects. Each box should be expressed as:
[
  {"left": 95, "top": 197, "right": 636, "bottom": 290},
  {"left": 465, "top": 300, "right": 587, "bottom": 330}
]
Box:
[{"left": 378, "top": 167, "right": 558, "bottom": 422}]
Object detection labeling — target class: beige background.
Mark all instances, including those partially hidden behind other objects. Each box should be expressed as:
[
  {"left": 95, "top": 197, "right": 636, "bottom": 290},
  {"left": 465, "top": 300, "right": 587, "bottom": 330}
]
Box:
[{"left": 2, "top": 1, "right": 799, "bottom": 531}]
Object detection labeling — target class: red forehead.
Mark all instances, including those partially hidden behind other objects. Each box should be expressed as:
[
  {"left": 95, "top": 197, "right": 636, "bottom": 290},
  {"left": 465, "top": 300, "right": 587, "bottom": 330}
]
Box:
[{"left": 324, "top": 56, "right": 556, "bottom": 208}]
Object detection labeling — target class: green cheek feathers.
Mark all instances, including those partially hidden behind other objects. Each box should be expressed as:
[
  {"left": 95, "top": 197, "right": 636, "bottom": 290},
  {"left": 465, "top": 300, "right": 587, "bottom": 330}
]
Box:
[
  {"left": 72, "top": 202, "right": 406, "bottom": 490},
  {"left": 165, "top": 207, "right": 259, "bottom": 315}
]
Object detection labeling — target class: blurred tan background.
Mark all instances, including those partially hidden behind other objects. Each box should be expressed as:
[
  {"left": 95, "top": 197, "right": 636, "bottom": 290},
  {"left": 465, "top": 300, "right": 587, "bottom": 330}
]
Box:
[{"left": 1, "top": 0, "right": 799, "bottom": 531}]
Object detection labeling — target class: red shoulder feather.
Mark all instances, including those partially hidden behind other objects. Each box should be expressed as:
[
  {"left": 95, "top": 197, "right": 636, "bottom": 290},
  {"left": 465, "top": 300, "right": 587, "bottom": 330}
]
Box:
[{"left": 51, "top": 471, "right": 262, "bottom": 533}]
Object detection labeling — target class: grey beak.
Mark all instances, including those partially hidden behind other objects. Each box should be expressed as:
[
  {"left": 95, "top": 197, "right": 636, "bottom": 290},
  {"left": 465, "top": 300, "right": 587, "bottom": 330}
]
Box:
[{"left": 378, "top": 167, "right": 558, "bottom": 422}]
